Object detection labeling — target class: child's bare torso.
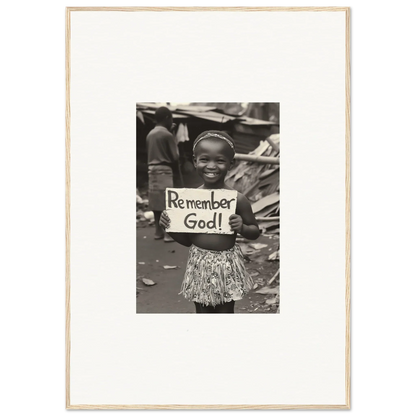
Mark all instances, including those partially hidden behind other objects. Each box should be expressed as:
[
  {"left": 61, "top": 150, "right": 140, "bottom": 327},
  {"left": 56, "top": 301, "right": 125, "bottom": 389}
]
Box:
[{"left": 190, "top": 232, "right": 236, "bottom": 251}]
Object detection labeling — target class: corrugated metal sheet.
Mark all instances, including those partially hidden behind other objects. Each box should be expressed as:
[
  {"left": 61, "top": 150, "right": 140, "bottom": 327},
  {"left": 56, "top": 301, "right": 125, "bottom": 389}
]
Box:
[
  {"left": 233, "top": 122, "right": 277, "bottom": 136},
  {"left": 190, "top": 102, "right": 246, "bottom": 115},
  {"left": 136, "top": 103, "right": 173, "bottom": 110},
  {"left": 245, "top": 103, "right": 280, "bottom": 124},
  {"left": 175, "top": 105, "right": 218, "bottom": 112},
  {"left": 232, "top": 122, "right": 277, "bottom": 154},
  {"left": 174, "top": 109, "right": 237, "bottom": 123},
  {"left": 239, "top": 116, "right": 277, "bottom": 126},
  {"left": 232, "top": 131, "right": 263, "bottom": 154},
  {"left": 140, "top": 109, "right": 188, "bottom": 119},
  {"left": 136, "top": 102, "right": 279, "bottom": 155},
  {"left": 137, "top": 103, "right": 217, "bottom": 113}
]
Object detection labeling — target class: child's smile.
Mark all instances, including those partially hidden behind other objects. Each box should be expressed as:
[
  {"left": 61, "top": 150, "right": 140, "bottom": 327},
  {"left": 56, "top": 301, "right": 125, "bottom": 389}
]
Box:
[{"left": 204, "top": 172, "right": 219, "bottom": 178}]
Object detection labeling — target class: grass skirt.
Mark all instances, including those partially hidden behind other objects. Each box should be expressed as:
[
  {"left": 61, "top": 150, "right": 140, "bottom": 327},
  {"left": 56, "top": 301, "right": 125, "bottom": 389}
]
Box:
[{"left": 180, "top": 244, "right": 253, "bottom": 307}]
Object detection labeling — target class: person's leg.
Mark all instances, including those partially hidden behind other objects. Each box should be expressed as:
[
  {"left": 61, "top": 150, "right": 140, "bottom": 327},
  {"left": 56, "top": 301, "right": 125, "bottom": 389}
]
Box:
[
  {"left": 153, "top": 210, "right": 164, "bottom": 238},
  {"left": 194, "top": 302, "right": 215, "bottom": 313},
  {"left": 162, "top": 171, "right": 174, "bottom": 242},
  {"left": 213, "top": 301, "right": 235, "bottom": 313},
  {"left": 163, "top": 232, "right": 174, "bottom": 242}
]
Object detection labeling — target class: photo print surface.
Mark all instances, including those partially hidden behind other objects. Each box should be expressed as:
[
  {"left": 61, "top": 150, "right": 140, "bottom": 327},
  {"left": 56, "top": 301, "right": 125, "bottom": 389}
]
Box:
[{"left": 136, "top": 103, "right": 280, "bottom": 314}]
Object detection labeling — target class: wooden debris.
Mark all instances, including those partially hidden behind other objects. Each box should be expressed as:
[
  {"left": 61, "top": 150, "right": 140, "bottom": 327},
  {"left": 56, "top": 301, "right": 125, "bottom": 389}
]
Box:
[
  {"left": 249, "top": 243, "right": 268, "bottom": 250},
  {"left": 268, "top": 251, "right": 279, "bottom": 261},
  {"left": 226, "top": 135, "right": 280, "bottom": 251},
  {"left": 251, "top": 193, "right": 280, "bottom": 214},
  {"left": 259, "top": 168, "right": 278, "bottom": 179},
  {"left": 255, "top": 286, "right": 279, "bottom": 295},
  {"left": 234, "top": 154, "right": 279, "bottom": 164},
  {"left": 265, "top": 135, "right": 280, "bottom": 153},
  {"left": 236, "top": 237, "right": 250, "bottom": 243},
  {"left": 259, "top": 220, "right": 279, "bottom": 230},
  {"left": 142, "top": 278, "right": 156, "bottom": 286},
  {"left": 255, "top": 216, "right": 279, "bottom": 221},
  {"left": 240, "top": 244, "right": 260, "bottom": 256},
  {"left": 265, "top": 296, "right": 279, "bottom": 305},
  {"left": 268, "top": 269, "right": 280, "bottom": 285}
]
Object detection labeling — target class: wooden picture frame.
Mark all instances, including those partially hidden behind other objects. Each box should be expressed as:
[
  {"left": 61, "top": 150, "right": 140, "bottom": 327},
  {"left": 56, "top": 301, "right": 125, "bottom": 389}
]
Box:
[{"left": 66, "top": 7, "right": 350, "bottom": 409}]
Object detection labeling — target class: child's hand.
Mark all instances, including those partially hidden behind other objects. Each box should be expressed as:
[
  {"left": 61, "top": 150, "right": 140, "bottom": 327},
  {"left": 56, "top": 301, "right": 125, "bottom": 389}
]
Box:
[
  {"left": 160, "top": 210, "right": 171, "bottom": 230},
  {"left": 229, "top": 214, "right": 243, "bottom": 234}
]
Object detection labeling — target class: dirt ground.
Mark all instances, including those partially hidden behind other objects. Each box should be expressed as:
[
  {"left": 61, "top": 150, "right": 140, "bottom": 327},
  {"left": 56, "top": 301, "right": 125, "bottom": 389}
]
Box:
[{"left": 136, "top": 223, "right": 280, "bottom": 314}]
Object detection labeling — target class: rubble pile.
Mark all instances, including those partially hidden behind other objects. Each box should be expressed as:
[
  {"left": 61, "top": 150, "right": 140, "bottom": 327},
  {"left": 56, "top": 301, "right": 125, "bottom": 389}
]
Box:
[
  {"left": 226, "top": 134, "right": 280, "bottom": 312},
  {"left": 136, "top": 190, "right": 153, "bottom": 227},
  {"left": 226, "top": 134, "right": 280, "bottom": 235}
]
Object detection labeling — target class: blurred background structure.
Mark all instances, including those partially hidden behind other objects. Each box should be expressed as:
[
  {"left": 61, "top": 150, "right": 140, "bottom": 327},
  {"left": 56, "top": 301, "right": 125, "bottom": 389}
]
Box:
[{"left": 137, "top": 102, "right": 279, "bottom": 188}]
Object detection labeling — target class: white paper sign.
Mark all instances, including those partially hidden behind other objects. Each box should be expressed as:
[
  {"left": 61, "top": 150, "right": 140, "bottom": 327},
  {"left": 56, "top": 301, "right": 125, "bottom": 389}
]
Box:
[{"left": 165, "top": 188, "right": 237, "bottom": 234}]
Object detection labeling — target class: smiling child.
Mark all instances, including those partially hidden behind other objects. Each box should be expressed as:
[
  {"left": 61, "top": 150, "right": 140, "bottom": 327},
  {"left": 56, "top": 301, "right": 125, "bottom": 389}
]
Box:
[{"left": 160, "top": 130, "right": 260, "bottom": 313}]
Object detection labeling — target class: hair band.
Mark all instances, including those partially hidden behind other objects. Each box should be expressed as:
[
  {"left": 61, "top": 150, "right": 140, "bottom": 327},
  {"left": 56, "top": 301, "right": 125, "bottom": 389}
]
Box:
[{"left": 193, "top": 133, "right": 235, "bottom": 153}]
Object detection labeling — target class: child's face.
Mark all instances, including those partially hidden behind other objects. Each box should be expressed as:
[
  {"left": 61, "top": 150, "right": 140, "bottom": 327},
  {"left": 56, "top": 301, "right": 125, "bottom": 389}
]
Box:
[{"left": 193, "top": 139, "right": 234, "bottom": 186}]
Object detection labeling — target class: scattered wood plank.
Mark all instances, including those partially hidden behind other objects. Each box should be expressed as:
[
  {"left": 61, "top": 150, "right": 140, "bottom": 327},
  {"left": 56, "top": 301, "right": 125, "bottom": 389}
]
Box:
[
  {"left": 255, "top": 286, "right": 279, "bottom": 295},
  {"left": 243, "top": 179, "right": 261, "bottom": 197},
  {"left": 268, "top": 251, "right": 279, "bottom": 261},
  {"left": 254, "top": 203, "right": 279, "bottom": 218},
  {"left": 142, "top": 278, "right": 156, "bottom": 286},
  {"left": 251, "top": 193, "right": 280, "bottom": 214},
  {"left": 258, "top": 171, "right": 279, "bottom": 187},
  {"left": 265, "top": 135, "right": 280, "bottom": 153},
  {"left": 268, "top": 269, "right": 280, "bottom": 285},
  {"left": 259, "top": 168, "right": 278, "bottom": 179},
  {"left": 234, "top": 154, "right": 279, "bottom": 164}
]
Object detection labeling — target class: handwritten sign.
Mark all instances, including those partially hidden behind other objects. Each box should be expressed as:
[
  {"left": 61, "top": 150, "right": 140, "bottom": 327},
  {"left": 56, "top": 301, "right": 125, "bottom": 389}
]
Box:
[{"left": 165, "top": 188, "right": 237, "bottom": 234}]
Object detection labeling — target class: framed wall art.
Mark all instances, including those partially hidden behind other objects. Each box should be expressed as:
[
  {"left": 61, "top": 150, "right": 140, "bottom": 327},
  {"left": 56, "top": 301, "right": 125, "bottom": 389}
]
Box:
[{"left": 66, "top": 7, "right": 350, "bottom": 409}]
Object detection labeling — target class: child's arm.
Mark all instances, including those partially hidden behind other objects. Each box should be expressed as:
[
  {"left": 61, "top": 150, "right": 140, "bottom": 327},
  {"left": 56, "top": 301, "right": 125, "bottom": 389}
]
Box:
[
  {"left": 160, "top": 210, "right": 192, "bottom": 247},
  {"left": 229, "top": 193, "right": 260, "bottom": 240}
]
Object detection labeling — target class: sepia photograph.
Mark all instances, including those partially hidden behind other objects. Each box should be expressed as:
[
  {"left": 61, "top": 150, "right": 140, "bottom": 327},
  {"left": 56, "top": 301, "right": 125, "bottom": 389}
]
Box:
[{"left": 136, "top": 103, "right": 280, "bottom": 313}]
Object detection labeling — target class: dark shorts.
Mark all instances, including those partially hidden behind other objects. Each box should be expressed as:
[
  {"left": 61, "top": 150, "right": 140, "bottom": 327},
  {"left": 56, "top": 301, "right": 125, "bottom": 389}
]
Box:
[{"left": 148, "top": 165, "right": 173, "bottom": 211}]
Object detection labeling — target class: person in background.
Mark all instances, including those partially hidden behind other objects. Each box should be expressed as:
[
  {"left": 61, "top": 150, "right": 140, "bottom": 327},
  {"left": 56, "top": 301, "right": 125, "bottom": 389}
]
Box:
[{"left": 146, "top": 106, "right": 178, "bottom": 242}]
